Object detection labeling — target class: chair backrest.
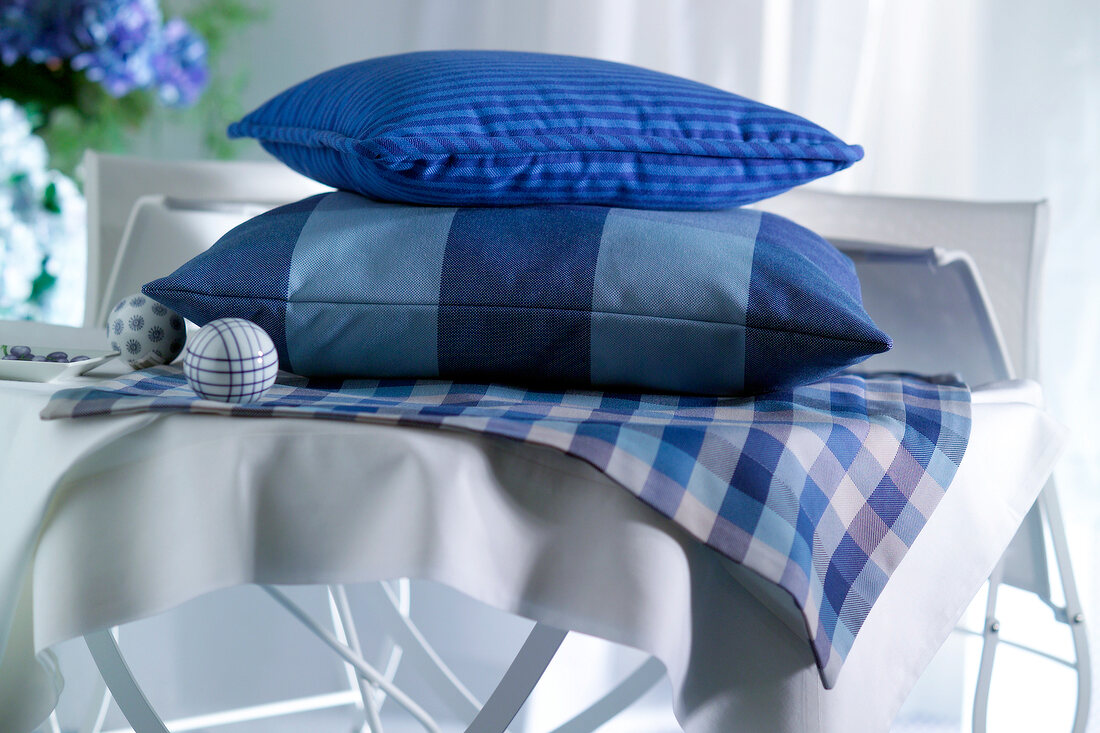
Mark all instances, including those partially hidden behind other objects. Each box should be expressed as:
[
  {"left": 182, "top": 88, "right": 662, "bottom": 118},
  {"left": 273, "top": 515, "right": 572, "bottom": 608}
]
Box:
[
  {"left": 837, "top": 243, "right": 1010, "bottom": 385},
  {"left": 83, "top": 151, "right": 330, "bottom": 327},
  {"left": 756, "top": 188, "right": 1049, "bottom": 381},
  {"left": 95, "top": 196, "right": 277, "bottom": 327}
]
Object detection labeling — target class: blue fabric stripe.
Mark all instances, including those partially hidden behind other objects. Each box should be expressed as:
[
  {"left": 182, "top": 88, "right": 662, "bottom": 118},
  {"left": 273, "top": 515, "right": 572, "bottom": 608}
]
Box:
[
  {"left": 285, "top": 193, "right": 454, "bottom": 377},
  {"left": 437, "top": 206, "right": 607, "bottom": 384},
  {"left": 590, "top": 208, "right": 758, "bottom": 393}
]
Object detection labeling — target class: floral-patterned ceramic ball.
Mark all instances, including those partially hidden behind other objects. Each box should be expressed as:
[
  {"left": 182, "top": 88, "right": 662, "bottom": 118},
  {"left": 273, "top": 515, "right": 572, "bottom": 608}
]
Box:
[
  {"left": 106, "top": 294, "right": 187, "bottom": 368},
  {"left": 183, "top": 318, "right": 278, "bottom": 403}
]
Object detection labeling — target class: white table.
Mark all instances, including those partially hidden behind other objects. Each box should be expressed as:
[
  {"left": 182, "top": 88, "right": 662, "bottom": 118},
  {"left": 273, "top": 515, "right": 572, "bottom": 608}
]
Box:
[{"left": 0, "top": 365, "right": 1065, "bottom": 733}]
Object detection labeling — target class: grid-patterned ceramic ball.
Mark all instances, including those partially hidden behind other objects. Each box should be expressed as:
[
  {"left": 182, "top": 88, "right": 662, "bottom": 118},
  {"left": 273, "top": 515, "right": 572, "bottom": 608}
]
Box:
[
  {"left": 183, "top": 318, "right": 278, "bottom": 403},
  {"left": 107, "top": 294, "right": 187, "bottom": 368}
]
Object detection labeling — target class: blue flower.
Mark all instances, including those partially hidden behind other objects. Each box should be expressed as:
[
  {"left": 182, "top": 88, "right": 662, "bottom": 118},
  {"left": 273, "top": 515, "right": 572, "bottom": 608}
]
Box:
[
  {"left": 151, "top": 17, "right": 207, "bottom": 107},
  {"left": 0, "top": 1, "right": 43, "bottom": 66},
  {"left": 1, "top": 1, "right": 209, "bottom": 106}
]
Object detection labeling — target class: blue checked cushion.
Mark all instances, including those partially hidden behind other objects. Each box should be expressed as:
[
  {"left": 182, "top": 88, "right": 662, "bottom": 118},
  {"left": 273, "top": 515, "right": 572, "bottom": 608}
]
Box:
[
  {"left": 41, "top": 368, "right": 973, "bottom": 687},
  {"left": 227, "top": 50, "right": 864, "bottom": 210},
  {"left": 142, "top": 191, "right": 891, "bottom": 395}
]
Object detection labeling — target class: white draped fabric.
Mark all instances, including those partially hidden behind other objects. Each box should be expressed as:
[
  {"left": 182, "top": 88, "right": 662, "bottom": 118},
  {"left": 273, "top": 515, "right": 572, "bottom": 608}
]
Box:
[{"left": 0, "top": 377, "right": 1065, "bottom": 733}]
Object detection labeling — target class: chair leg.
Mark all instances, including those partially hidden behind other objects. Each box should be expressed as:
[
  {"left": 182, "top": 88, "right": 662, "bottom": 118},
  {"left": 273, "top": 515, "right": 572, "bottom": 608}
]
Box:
[
  {"left": 84, "top": 628, "right": 171, "bottom": 733},
  {"left": 972, "top": 561, "right": 1005, "bottom": 733},
  {"left": 971, "top": 482, "right": 1091, "bottom": 733},
  {"left": 82, "top": 585, "right": 660, "bottom": 733},
  {"left": 465, "top": 623, "right": 567, "bottom": 733},
  {"left": 328, "top": 585, "right": 385, "bottom": 733},
  {"left": 261, "top": 585, "right": 441, "bottom": 733},
  {"left": 362, "top": 581, "right": 482, "bottom": 721},
  {"left": 1039, "top": 483, "right": 1092, "bottom": 733}
]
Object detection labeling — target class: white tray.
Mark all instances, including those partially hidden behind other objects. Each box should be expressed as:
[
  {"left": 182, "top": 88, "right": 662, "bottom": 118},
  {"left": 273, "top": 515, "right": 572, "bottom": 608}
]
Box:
[{"left": 0, "top": 346, "right": 118, "bottom": 383}]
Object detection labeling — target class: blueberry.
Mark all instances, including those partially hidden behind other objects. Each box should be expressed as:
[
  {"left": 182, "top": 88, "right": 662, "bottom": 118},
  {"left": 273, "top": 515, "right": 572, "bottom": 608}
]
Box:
[
  {"left": 46, "top": 351, "right": 68, "bottom": 362},
  {"left": 69, "top": 355, "right": 90, "bottom": 362},
  {"left": 31, "top": 355, "right": 46, "bottom": 362},
  {"left": 2, "top": 355, "right": 20, "bottom": 360},
  {"left": 10, "top": 345, "right": 31, "bottom": 358}
]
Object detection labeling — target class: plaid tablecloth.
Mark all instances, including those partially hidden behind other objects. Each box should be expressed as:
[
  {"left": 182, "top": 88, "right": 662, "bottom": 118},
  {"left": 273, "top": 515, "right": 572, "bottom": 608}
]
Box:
[{"left": 42, "top": 367, "right": 971, "bottom": 687}]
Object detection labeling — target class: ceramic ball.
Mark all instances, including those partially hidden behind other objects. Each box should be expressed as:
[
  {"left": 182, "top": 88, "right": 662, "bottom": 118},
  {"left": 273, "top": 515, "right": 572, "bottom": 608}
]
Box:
[
  {"left": 183, "top": 318, "right": 278, "bottom": 403},
  {"left": 107, "top": 294, "right": 187, "bottom": 368}
]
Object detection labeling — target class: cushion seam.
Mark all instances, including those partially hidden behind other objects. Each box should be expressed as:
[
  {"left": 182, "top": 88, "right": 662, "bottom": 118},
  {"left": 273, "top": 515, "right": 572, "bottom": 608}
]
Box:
[
  {"left": 148, "top": 287, "right": 888, "bottom": 347},
  {"left": 234, "top": 124, "right": 858, "bottom": 162}
]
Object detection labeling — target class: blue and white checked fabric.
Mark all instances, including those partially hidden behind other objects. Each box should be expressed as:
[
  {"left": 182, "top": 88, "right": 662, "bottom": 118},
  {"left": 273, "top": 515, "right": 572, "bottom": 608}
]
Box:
[
  {"left": 143, "top": 192, "right": 890, "bottom": 396},
  {"left": 228, "top": 50, "right": 863, "bottom": 210},
  {"left": 42, "top": 368, "right": 970, "bottom": 687}
]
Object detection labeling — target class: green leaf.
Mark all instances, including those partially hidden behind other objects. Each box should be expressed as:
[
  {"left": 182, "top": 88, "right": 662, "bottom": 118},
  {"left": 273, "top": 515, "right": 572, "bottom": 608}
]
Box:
[
  {"left": 28, "top": 257, "right": 57, "bottom": 304},
  {"left": 42, "top": 182, "right": 61, "bottom": 213}
]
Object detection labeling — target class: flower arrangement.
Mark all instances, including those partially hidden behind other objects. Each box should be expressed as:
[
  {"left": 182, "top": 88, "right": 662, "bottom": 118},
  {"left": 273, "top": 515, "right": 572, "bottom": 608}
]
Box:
[
  {"left": 0, "top": 1, "right": 260, "bottom": 324},
  {"left": 0, "top": 0, "right": 225, "bottom": 176},
  {"left": 0, "top": 0, "right": 209, "bottom": 107}
]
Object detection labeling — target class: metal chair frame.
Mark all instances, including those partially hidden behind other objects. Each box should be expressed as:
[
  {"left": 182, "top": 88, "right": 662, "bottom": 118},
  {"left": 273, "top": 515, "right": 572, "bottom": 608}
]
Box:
[{"left": 80, "top": 581, "right": 665, "bottom": 733}]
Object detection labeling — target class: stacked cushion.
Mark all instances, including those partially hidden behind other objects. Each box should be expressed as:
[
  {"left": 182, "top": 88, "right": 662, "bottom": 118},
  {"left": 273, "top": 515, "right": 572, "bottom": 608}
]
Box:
[
  {"left": 143, "top": 192, "right": 890, "bottom": 395},
  {"left": 228, "top": 50, "right": 864, "bottom": 210},
  {"left": 146, "top": 50, "right": 885, "bottom": 393}
]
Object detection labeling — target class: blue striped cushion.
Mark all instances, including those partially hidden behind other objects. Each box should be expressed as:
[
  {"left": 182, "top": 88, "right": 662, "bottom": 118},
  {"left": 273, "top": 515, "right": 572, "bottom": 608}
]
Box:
[
  {"left": 143, "top": 192, "right": 891, "bottom": 395},
  {"left": 228, "top": 50, "right": 864, "bottom": 210}
]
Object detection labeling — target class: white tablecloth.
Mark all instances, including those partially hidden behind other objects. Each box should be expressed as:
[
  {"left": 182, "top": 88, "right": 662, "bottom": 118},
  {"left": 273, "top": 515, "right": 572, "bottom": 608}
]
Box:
[{"left": 0, "top": 373, "right": 1064, "bottom": 733}]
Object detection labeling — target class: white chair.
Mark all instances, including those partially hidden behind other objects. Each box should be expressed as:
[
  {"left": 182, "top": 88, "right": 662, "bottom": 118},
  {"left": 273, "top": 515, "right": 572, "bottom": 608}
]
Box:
[
  {"left": 49, "top": 154, "right": 1082, "bottom": 733},
  {"left": 82, "top": 152, "right": 330, "bottom": 330},
  {"left": 759, "top": 189, "right": 1090, "bottom": 733}
]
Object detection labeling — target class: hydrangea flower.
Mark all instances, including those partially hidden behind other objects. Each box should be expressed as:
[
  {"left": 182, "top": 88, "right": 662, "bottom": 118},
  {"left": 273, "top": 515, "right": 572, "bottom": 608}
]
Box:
[
  {"left": 0, "top": 1, "right": 209, "bottom": 106},
  {"left": 151, "top": 16, "right": 208, "bottom": 107},
  {"left": 0, "top": 100, "right": 86, "bottom": 324},
  {"left": 0, "top": 1, "right": 44, "bottom": 66},
  {"left": 70, "top": 0, "right": 164, "bottom": 96}
]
